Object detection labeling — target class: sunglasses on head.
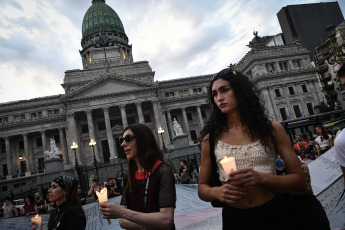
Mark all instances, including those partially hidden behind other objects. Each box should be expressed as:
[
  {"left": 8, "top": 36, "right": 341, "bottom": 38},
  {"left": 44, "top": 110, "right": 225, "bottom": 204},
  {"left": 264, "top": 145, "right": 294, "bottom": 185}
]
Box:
[
  {"left": 119, "top": 134, "right": 135, "bottom": 145},
  {"left": 212, "top": 68, "right": 237, "bottom": 80}
]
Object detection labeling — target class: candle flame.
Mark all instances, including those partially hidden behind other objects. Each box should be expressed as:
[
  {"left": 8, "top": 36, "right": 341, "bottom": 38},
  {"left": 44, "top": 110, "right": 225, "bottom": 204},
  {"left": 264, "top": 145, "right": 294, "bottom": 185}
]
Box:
[{"left": 35, "top": 214, "right": 39, "bottom": 218}]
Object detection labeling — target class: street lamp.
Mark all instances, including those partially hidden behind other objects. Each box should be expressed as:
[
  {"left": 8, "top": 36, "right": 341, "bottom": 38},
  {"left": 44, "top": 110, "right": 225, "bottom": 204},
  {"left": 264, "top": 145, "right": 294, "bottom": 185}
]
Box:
[
  {"left": 89, "top": 139, "right": 99, "bottom": 181},
  {"left": 71, "top": 142, "right": 78, "bottom": 167},
  {"left": 158, "top": 127, "right": 166, "bottom": 153},
  {"left": 18, "top": 153, "right": 23, "bottom": 160}
]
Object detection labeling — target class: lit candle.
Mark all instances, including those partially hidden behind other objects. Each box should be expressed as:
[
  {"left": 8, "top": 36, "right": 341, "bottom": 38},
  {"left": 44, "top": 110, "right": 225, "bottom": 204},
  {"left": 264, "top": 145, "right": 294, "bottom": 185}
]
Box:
[
  {"left": 220, "top": 156, "right": 237, "bottom": 175},
  {"left": 31, "top": 214, "right": 41, "bottom": 229},
  {"left": 96, "top": 188, "right": 111, "bottom": 225}
]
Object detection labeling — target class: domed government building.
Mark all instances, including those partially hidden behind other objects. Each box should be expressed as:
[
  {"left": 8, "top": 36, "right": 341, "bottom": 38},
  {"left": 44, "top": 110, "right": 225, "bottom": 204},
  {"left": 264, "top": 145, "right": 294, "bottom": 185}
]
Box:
[{"left": 0, "top": 0, "right": 323, "bottom": 195}]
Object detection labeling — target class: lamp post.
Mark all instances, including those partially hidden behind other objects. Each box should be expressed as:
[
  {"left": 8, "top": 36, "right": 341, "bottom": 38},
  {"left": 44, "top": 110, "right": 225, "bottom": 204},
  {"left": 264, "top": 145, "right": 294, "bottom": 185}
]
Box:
[
  {"left": 158, "top": 127, "right": 166, "bottom": 153},
  {"left": 89, "top": 139, "right": 99, "bottom": 181},
  {"left": 18, "top": 153, "right": 23, "bottom": 160},
  {"left": 71, "top": 142, "right": 78, "bottom": 167}
]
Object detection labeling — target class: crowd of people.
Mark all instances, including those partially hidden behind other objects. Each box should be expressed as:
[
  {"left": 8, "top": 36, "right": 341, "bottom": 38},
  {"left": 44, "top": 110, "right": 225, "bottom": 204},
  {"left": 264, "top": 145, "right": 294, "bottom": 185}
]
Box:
[{"left": 2, "top": 64, "right": 345, "bottom": 229}]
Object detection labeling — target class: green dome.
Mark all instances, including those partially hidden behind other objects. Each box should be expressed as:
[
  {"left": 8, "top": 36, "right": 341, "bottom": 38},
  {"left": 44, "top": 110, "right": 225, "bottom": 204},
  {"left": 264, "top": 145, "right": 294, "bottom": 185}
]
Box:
[{"left": 82, "top": 0, "right": 125, "bottom": 39}]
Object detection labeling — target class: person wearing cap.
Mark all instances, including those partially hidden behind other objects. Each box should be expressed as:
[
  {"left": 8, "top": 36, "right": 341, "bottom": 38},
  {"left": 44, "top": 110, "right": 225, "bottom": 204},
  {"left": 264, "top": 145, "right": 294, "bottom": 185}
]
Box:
[{"left": 41, "top": 176, "right": 86, "bottom": 230}]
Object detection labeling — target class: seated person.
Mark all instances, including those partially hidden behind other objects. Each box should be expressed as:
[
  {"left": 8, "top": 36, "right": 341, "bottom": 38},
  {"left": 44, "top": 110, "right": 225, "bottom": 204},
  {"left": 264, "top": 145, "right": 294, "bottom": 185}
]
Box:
[
  {"left": 77, "top": 186, "right": 86, "bottom": 205},
  {"left": 293, "top": 135, "right": 308, "bottom": 155}
]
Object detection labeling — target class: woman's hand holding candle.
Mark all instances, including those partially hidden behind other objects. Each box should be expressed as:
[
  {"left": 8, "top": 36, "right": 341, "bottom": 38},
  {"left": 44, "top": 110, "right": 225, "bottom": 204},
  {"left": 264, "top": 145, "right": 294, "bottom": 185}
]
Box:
[{"left": 96, "top": 188, "right": 111, "bottom": 224}]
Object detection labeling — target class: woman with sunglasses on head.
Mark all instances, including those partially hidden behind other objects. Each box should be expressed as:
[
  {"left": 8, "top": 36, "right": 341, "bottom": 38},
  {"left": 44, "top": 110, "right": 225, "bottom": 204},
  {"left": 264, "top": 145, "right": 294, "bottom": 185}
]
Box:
[
  {"left": 100, "top": 123, "right": 176, "bottom": 229},
  {"left": 41, "top": 176, "right": 86, "bottom": 230},
  {"left": 311, "top": 125, "right": 333, "bottom": 157},
  {"left": 198, "top": 68, "right": 330, "bottom": 230}
]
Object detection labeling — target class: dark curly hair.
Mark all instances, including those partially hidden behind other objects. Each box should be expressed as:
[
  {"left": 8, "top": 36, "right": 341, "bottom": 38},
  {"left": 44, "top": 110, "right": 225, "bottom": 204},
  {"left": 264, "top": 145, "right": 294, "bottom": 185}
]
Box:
[{"left": 199, "top": 68, "right": 274, "bottom": 151}]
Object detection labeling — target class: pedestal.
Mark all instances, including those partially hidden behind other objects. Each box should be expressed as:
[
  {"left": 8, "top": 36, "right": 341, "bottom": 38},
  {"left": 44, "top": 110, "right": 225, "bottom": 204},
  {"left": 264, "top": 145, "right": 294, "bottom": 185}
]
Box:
[
  {"left": 173, "top": 134, "right": 189, "bottom": 149},
  {"left": 25, "top": 171, "right": 31, "bottom": 177},
  {"left": 44, "top": 158, "right": 64, "bottom": 173}
]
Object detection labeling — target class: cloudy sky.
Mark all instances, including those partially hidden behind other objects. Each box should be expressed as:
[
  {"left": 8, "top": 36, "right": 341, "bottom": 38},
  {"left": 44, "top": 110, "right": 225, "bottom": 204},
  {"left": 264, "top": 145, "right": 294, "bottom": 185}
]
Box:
[{"left": 0, "top": 0, "right": 344, "bottom": 103}]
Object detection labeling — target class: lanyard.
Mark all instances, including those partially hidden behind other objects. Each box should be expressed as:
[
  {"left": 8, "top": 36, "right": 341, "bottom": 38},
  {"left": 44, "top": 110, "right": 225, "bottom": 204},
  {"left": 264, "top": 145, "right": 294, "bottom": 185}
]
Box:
[{"left": 143, "top": 168, "right": 152, "bottom": 212}]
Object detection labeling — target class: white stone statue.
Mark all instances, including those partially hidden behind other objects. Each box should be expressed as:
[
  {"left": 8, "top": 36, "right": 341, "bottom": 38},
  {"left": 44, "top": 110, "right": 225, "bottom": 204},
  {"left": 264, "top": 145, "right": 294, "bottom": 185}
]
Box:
[
  {"left": 173, "top": 118, "right": 184, "bottom": 136},
  {"left": 44, "top": 137, "right": 60, "bottom": 160}
]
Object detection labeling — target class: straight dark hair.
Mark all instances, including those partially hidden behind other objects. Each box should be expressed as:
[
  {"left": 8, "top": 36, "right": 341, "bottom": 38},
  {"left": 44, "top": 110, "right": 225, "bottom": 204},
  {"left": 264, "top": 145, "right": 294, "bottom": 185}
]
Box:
[{"left": 123, "top": 123, "right": 164, "bottom": 193}]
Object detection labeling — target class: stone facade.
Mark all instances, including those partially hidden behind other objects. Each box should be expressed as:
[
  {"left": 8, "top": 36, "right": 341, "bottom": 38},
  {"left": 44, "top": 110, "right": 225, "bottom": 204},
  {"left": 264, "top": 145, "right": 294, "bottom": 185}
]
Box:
[{"left": 235, "top": 39, "right": 323, "bottom": 121}]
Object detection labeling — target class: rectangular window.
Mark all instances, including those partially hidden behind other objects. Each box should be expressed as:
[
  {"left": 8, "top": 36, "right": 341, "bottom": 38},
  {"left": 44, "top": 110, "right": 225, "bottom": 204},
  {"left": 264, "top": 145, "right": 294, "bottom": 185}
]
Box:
[
  {"left": 302, "top": 85, "right": 308, "bottom": 93},
  {"left": 19, "top": 141, "right": 24, "bottom": 150},
  {"left": 127, "top": 117, "right": 135, "bottom": 125},
  {"left": 190, "top": 130, "right": 198, "bottom": 143},
  {"left": 48, "top": 110, "right": 52, "bottom": 116},
  {"left": 266, "top": 63, "right": 275, "bottom": 72},
  {"left": 31, "top": 113, "right": 36, "bottom": 118},
  {"left": 81, "top": 124, "right": 89, "bottom": 133},
  {"left": 98, "top": 121, "right": 106, "bottom": 131},
  {"left": 144, "top": 114, "right": 151, "bottom": 123},
  {"left": 288, "top": 87, "right": 295, "bottom": 95},
  {"left": 165, "top": 92, "right": 169, "bottom": 97},
  {"left": 14, "top": 115, "right": 19, "bottom": 121},
  {"left": 193, "top": 88, "right": 202, "bottom": 93},
  {"left": 20, "top": 114, "right": 26, "bottom": 120},
  {"left": 201, "top": 110, "right": 207, "bottom": 118},
  {"left": 3, "top": 164, "right": 8, "bottom": 177},
  {"left": 36, "top": 138, "right": 42, "bottom": 147},
  {"left": 279, "top": 61, "right": 288, "bottom": 70},
  {"left": 3, "top": 117, "right": 7, "bottom": 122},
  {"left": 275, "top": 89, "right": 281, "bottom": 97},
  {"left": 170, "top": 92, "right": 175, "bottom": 96},
  {"left": 38, "top": 112, "right": 42, "bottom": 117},
  {"left": 178, "top": 90, "right": 189, "bottom": 95},
  {"left": 292, "top": 59, "right": 301, "bottom": 68},
  {"left": 111, "top": 119, "right": 123, "bottom": 127},
  {"left": 187, "top": 112, "right": 193, "bottom": 121},
  {"left": 54, "top": 109, "right": 59, "bottom": 114},
  {"left": 0, "top": 118, "right": 2, "bottom": 123},
  {"left": 306, "top": 103, "right": 314, "bottom": 115},
  {"left": 1, "top": 144, "right": 5, "bottom": 153},
  {"left": 293, "top": 105, "right": 302, "bottom": 118},
  {"left": 279, "top": 108, "right": 287, "bottom": 120}
]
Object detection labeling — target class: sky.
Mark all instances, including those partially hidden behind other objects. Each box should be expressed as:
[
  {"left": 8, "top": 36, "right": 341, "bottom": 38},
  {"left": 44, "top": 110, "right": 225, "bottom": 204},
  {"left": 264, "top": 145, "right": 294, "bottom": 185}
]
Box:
[{"left": 0, "top": 0, "right": 344, "bottom": 103}]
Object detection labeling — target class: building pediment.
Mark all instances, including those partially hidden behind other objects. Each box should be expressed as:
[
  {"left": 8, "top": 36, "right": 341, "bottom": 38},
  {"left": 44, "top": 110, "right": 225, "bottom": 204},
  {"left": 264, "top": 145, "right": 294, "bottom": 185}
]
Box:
[{"left": 61, "top": 74, "right": 157, "bottom": 101}]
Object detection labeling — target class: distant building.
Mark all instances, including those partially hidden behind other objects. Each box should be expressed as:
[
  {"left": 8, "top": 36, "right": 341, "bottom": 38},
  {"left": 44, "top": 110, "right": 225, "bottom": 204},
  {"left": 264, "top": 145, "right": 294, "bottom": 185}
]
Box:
[
  {"left": 314, "top": 21, "right": 345, "bottom": 109},
  {"left": 277, "top": 2, "right": 344, "bottom": 59},
  {"left": 235, "top": 33, "right": 323, "bottom": 125}
]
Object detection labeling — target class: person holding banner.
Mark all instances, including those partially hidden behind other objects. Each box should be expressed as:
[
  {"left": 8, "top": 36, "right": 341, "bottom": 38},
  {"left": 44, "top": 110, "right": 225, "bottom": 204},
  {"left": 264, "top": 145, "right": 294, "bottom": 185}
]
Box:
[
  {"left": 100, "top": 123, "right": 176, "bottom": 229},
  {"left": 41, "top": 176, "right": 86, "bottom": 230},
  {"left": 198, "top": 68, "right": 330, "bottom": 229}
]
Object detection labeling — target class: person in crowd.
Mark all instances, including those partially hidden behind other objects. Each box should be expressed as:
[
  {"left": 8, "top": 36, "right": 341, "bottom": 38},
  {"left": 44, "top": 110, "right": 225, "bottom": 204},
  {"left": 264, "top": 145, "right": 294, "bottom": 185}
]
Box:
[
  {"left": 100, "top": 123, "right": 176, "bottom": 229},
  {"left": 106, "top": 178, "right": 115, "bottom": 198},
  {"left": 22, "top": 194, "right": 38, "bottom": 216},
  {"left": 332, "top": 63, "right": 345, "bottom": 184},
  {"left": 1, "top": 197, "right": 19, "bottom": 218},
  {"left": 77, "top": 186, "right": 86, "bottom": 205},
  {"left": 180, "top": 160, "right": 191, "bottom": 184},
  {"left": 112, "top": 178, "right": 122, "bottom": 197},
  {"left": 311, "top": 125, "right": 333, "bottom": 156},
  {"left": 88, "top": 178, "right": 101, "bottom": 202},
  {"left": 293, "top": 134, "right": 308, "bottom": 155},
  {"left": 40, "top": 176, "right": 86, "bottom": 230},
  {"left": 35, "top": 192, "right": 46, "bottom": 214},
  {"left": 198, "top": 68, "right": 329, "bottom": 229}
]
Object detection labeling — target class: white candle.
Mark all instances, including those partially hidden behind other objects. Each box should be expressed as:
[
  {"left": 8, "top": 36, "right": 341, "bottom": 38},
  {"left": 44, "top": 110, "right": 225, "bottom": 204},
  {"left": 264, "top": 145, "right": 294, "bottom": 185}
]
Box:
[
  {"left": 96, "top": 188, "right": 111, "bottom": 225},
  {"left": 220, "top": 156, "right": 237, "bottom": 175},
  {"left": 31, "top": 214, "right": 41, "bottom": 229}
]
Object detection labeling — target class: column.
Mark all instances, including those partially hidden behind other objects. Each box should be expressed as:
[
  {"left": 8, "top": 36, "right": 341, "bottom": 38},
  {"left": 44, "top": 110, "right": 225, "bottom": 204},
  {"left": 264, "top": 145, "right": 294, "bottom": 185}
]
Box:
[
  {"left": 283, "top": 84, "right": 294, "bottom": 118},
  {"left": 103, "top": 107, "right": 117, "bottom": 160},
  {"left": 181, "top": 107, "right": 191, "bottom": 141},
  {"left": 119, "top": 104, "right": 128, "bottom": 128},
  {"left": 23, "top": 134, "right": 31, "bottom": 176},
  {"left": 59, "top": 127, "right": 69, "bottom": 165},
  {"left": 166, "top": 109, "right": 174, "bottom": 141},
  {"left": 67, "top": 113, "right": 82, "bottom": 166},
  {"left": 41, "top": 130, "right": 47, "bottom": 153},
  {"left": 196, "top": 105, "right": 204, "bottom": 129},
  {"left": 86, "top": 110, "right": 100, "bottom": 162},
  {"left": 135, "top": 102, "right": 145, "bottom": 124},
  {"left": 152, "top": 100, "right": 162, "bottom": 146},
  {"left": 266, "top": 87, "right": 279, "bottom": 120},
  {"left": 5, "top": 137, "right": 12, "bottom": 179}
]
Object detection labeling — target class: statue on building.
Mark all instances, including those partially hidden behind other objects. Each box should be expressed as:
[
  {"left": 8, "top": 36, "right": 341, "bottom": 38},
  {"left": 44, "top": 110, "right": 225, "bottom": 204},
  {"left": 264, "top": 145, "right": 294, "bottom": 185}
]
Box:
[
  {"left": 173, "top": 118, "right": 184, "bottom": 136},
  {"left": 44, "top": 137, "right": 60, "bottom": 160}
]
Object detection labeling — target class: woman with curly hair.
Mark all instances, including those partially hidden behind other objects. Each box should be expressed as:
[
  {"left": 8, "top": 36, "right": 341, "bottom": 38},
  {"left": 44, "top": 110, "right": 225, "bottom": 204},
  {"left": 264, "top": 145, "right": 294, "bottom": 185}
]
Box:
[
  {"left": 198, "top": 68, "right": 329, "bottom": 229},
  {"left": 312, "top": 125, "right": 333, "bottom": 156}
]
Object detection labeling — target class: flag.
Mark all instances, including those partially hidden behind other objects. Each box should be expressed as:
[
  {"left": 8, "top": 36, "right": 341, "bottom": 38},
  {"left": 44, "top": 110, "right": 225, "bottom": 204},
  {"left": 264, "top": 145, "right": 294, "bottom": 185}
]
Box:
[
  {"left": 287, "top": 115, "right": 291, "bottom": 120},
  {"left": 36, "top": 159, "right": 40, "bottom": 171},
  {"left": 16, "top": 166, "right": 19, "bottom": 174},
  {"left": 300, "top": 112, "right": 303, "bottom": 117}
]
